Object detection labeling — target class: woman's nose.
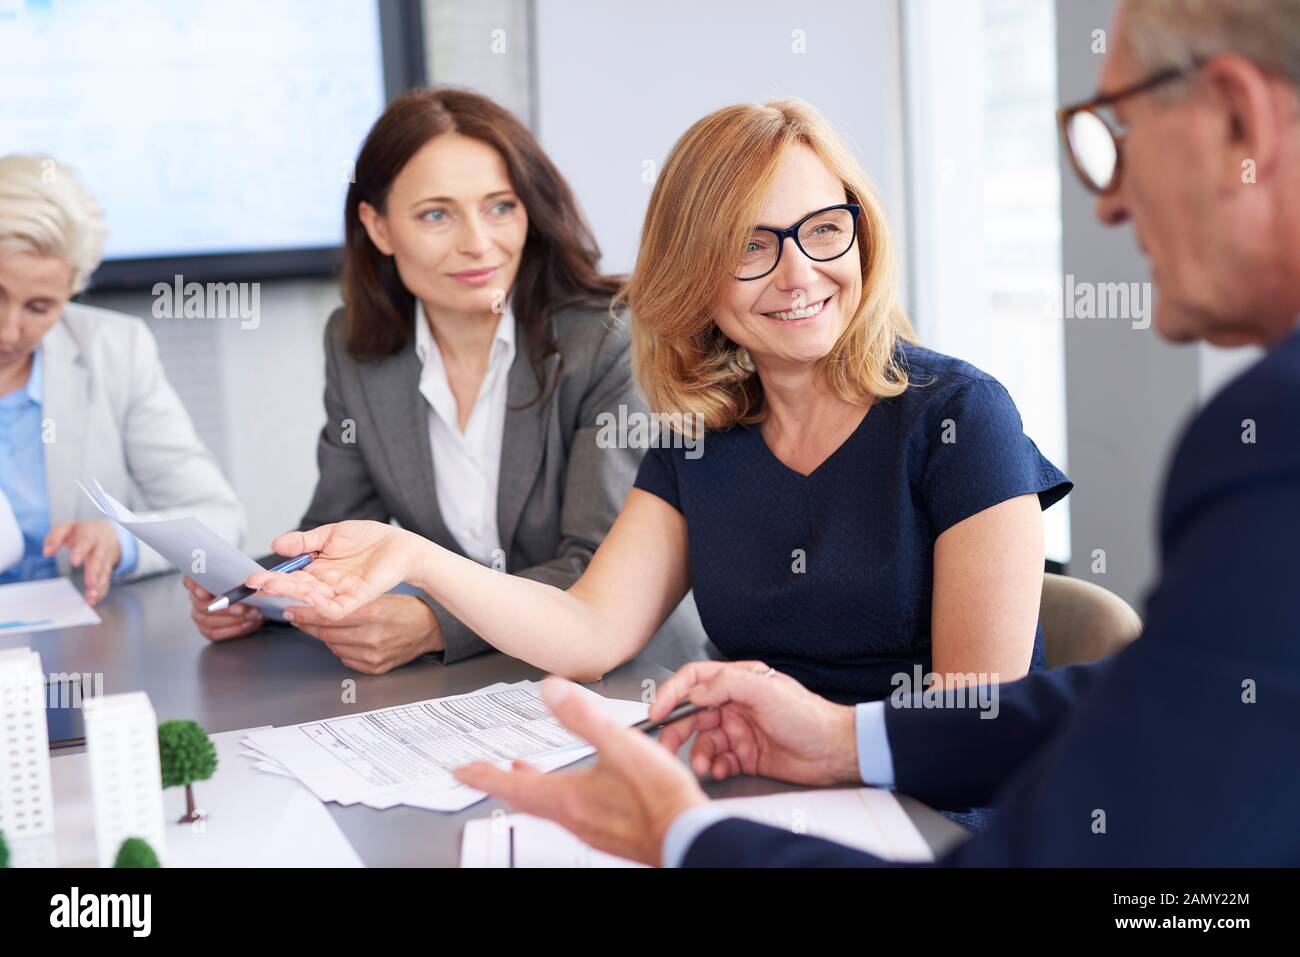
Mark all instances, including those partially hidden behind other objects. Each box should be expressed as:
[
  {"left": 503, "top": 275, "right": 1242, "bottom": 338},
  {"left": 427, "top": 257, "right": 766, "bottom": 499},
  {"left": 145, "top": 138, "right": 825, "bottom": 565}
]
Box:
[
  {"left": 772, "top": 236, "right": 820, "bottom": 290},
  {"left": 458, "top": 215, "right": 492, "bottom": 255},
  {"left": 0, "top": 309, "right": 23, "bottom": 347}
]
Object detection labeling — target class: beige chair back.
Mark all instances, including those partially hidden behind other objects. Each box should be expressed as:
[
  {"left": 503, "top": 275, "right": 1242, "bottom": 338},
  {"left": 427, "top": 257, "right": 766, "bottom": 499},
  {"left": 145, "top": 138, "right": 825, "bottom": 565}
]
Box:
[{"left": 1040, "top": 573, "right": 1143, "bottom": 668}]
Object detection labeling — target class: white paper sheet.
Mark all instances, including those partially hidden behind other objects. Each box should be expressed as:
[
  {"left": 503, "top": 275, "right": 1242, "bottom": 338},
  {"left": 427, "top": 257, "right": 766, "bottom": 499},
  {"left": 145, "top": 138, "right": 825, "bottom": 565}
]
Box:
[
  {"left": 0, "top": 576, "right": 101, "bottom": 635},
  {"left": 43, "top": 727, "right": 362, "bottom": 867},
  {"left": 245, "top": 681, "right": 648, "bottom": 812},
  {"left": 253, "top": 760, "right": 296, "bottom": 778},
  {"left": 462, "top": 812, "right": 648, "bottom": 868},
  {"left": 383, "top": 744, "right": 605, "bottom": 812},
  {"left": 242, "top": 681, "right": 513, "bottom": 806},
  {"left": 460, "top": 787, "right": 934, "bottom": 867},
  {"left": 78, "top": 477, "right": 301, "bottom": 615},
  {"left": 709, "top": 787, "right": 934, "bottom": 862}
]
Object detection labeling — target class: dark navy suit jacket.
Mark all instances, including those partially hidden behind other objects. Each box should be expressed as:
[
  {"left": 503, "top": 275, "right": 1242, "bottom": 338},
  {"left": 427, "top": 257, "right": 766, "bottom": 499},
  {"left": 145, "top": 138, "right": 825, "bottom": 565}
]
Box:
[{"left": 684, "top": 330, "right": 1300, "bottom": 867}]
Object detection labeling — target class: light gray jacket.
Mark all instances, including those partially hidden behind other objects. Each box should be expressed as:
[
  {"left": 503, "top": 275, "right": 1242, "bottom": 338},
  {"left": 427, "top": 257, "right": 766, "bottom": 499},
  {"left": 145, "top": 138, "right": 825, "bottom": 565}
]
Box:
[
  {"left": 300, "top": 303, "right": 648, "bottom": 663},
  {"left": 40, "top": 302, "right": 245, "bottom": 578},
  {"left": 39, "top": 302, "right": 245, "bottom": 579}
]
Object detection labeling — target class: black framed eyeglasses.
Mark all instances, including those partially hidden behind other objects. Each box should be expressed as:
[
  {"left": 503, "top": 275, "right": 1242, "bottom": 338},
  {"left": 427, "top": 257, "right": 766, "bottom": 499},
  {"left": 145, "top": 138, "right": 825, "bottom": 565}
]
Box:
[
  {"left": 1057, "top": 58, "right": 1205, "bottom": 195},
  {"left": 735, "top": 203, "right": 862, "bottom": 281}
]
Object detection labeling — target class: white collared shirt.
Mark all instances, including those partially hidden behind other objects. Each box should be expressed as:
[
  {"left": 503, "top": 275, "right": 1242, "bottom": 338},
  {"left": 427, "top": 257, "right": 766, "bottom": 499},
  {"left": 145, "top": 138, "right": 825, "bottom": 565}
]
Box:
[{"left": 413, "top": 300, "right": 515, "bottom": 566}]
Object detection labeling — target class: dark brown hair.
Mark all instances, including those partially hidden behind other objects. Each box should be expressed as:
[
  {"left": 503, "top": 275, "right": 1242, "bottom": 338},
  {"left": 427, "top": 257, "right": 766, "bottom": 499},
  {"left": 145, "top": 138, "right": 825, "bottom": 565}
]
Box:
[{"left": 342, "top": 86, "right": 620, "bottom": 402}]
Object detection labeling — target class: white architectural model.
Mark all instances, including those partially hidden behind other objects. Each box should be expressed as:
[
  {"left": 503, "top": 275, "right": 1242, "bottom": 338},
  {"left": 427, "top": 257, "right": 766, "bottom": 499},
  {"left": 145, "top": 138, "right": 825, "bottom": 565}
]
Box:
[
  {"left": 0, "top": 647, "right": 55, "bottom": 840},
  {"left": 84, "top": 691, "right": 167, "bottom": 866}
]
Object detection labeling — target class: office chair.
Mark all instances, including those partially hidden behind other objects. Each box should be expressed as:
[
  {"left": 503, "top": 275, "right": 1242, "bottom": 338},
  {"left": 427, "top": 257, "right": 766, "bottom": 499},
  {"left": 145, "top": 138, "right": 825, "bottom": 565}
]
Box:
[{"left": 1039, "top": 572, "right": 1143, "bottom": 667}]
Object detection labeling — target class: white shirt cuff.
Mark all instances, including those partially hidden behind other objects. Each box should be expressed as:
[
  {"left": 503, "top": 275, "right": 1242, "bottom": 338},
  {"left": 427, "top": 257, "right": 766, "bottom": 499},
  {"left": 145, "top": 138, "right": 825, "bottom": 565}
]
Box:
[
  {"left": 855, "top": 701, "right": 896, "bottom": 788},
  {"left": 660, "top": 702, "right": 896, "bottom": 867},
  {"left": 661, "top": 804, "right": 736, "bottom": 868}
]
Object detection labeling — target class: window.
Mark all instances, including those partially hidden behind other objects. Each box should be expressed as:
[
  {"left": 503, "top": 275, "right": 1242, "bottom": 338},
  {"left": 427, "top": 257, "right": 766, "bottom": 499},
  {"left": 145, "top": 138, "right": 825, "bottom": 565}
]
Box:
[{"left": 903, "top": 0, "right": 1070, "bottom": 563}]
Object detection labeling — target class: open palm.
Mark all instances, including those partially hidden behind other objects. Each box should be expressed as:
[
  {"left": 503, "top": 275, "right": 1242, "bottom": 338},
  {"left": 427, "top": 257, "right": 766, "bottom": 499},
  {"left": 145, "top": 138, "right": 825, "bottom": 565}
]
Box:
[{"left": 245, "top": 520, "right": 419, "bottom": 620}]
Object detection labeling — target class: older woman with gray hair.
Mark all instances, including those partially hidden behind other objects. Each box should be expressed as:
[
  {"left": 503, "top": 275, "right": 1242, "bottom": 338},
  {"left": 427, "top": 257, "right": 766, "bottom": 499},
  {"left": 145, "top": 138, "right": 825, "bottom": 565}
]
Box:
[{"left": 0, "top": 153, "right": 243, "bottom": 604}]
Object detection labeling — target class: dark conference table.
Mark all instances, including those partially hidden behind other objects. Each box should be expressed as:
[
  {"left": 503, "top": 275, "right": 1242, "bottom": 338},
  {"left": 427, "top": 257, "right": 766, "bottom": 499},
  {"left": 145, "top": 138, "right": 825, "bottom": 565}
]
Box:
[{"left": 4, "top": 572, "right": 972, "bottom": 867}]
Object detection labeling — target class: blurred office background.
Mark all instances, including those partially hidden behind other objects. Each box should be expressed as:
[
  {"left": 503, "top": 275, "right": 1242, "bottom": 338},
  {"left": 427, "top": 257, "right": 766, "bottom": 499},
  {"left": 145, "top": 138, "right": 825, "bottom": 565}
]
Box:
[{"left": 1, "top": 0, "right": 1260, "bottom": 611}]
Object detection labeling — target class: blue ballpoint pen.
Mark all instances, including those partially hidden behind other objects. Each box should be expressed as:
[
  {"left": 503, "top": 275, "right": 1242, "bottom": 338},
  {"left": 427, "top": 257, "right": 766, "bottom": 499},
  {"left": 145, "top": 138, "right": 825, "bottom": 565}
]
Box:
[{"left": 205, "top": 552, "right": 315, "bottom": 612}]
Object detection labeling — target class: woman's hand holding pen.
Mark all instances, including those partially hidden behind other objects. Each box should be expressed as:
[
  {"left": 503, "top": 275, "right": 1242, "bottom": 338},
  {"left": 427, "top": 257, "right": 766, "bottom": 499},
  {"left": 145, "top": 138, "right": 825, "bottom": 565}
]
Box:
[
  {"left": 244, "top": 520, "right": 422, "bottom": 617},
  {"left": 184, "top": 575, "right": 264, "bottom": 639},
  {"left": 186, "top": 572, "right": 443, "bottom": 674}
]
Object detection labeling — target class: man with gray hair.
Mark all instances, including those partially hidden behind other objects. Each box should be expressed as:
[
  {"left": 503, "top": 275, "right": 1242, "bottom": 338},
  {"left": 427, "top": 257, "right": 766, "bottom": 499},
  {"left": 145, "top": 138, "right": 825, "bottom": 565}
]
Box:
[{"left": 455, "top": 0, "right": 1300, "bottom": 867}]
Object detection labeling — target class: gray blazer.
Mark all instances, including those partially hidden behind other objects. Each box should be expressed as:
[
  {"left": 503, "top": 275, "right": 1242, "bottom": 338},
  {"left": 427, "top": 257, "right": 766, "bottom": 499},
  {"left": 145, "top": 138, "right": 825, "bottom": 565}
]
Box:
[{"left": 300, "top": 302, "right": 646, "bottom": 663}]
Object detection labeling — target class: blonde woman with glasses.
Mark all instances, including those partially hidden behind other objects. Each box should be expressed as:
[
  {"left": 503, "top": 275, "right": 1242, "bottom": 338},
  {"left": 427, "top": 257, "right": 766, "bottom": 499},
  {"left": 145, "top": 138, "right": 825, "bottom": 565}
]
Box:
[{"left": 246, "top": 100, "right": 1070, "bottom": 827}]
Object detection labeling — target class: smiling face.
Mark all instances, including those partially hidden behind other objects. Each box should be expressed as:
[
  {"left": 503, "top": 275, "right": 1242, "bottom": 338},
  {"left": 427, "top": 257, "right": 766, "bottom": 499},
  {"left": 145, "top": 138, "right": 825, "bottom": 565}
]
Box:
[
  {"left": 712, "top": 145, "right": 862, "bottom": 375},
  {"left": 0, "top": 250, "right": 74, "bottom": 385},
  {"left": 359, "top": 132, "right": 529, "bottom": 319}
]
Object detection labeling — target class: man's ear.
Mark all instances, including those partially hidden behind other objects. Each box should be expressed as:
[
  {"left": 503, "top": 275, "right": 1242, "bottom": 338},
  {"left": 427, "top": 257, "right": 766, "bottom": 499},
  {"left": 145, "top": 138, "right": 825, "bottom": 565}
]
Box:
[
  {"left": 1201, "top": 53, "right": 1280, "bottom": 191},
  {"left": 358, "top": 201, "right": 394, "bottom": 256}
]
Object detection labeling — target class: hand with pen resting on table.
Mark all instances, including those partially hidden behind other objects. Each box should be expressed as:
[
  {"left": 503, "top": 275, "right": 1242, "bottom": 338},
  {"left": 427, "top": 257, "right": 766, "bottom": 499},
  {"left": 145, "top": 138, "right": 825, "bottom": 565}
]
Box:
[
  {"left": 183, "top": 572, "right": 443, "bottom": 674},
  {"left": 650, "top": 660, "right": 861, "bottom": 786},
  {"left": 192, "top": 519, "right": 446, "bottom": 673}
]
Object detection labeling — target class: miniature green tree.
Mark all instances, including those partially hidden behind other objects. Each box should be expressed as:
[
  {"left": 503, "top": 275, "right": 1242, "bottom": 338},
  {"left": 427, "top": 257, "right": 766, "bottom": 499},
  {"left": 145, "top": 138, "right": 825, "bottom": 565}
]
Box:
[
  {"left": 114, "top": 837, "right": 160, "bottom": 868},
  {"left": 158, "top": 719, "right": 218, "bottom": 824},
  {"left": 0, "top": 828, "right": 9, "bottom": 868}
]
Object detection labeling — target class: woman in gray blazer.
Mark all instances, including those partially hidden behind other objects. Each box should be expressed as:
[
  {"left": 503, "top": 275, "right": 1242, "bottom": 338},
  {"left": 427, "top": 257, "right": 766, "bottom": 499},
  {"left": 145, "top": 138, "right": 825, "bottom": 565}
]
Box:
[
  {"left": 186, "top": 88, "right": 649, "bottom": 672},
  {"left": 0, "top": 154, "right": 244, "bottom": 604}
]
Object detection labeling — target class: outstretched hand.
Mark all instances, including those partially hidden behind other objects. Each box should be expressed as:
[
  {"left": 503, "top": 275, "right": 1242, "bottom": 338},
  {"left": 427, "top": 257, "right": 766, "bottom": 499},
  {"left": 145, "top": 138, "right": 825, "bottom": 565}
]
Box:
[
  {"left": 244, "top": 521, "right": 421, "bottom": 620},
  {"left": 455, "top": 678, "right": 709, "bottom": 867}
]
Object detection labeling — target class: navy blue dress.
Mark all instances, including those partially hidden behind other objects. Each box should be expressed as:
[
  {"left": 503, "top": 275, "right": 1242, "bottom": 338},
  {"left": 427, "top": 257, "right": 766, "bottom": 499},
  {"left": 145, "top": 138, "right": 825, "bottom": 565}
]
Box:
[{"left": 635, "top": 344, "right": 1071, "bottom": 827}]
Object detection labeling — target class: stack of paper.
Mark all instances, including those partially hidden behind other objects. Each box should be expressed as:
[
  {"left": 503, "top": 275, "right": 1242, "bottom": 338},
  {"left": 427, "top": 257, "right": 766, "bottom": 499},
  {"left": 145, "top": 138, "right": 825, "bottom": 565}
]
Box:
[
  {"left": 461, "top": 787, "right": 935, "bottom": 867},
  {"left": 240, "top": 680, "right": 648, "bottom": 813}
]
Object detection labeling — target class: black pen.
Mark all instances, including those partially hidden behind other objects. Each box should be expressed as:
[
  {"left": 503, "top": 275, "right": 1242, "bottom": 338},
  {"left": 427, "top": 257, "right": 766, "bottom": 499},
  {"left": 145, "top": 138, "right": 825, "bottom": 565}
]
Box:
[
  {"left": 632, "top": 702, "right": 710, "bottom": 734},
  {"left": 206, "top": 552, "right": 315, "bottom": 612}
]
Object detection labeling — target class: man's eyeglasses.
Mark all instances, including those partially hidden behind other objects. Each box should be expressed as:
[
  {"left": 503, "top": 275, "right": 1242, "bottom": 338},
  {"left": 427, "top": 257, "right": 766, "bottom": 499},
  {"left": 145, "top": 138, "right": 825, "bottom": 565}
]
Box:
[
  {"left": 735, "top": 203, "right": 862, "bottom": 281},
  {"left": 1057, "top": 59, "right": 1204, "bottom": 195}
]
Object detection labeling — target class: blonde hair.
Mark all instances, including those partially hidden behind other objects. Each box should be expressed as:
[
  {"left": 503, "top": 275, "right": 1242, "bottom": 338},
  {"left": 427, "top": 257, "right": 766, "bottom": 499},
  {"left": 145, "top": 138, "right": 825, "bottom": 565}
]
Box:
[
  {"left": 617, "top": 99, "right": 915, "bottom": 432},
  {"left": 0, "top": 154, "right": 108, "bottom": 293}
]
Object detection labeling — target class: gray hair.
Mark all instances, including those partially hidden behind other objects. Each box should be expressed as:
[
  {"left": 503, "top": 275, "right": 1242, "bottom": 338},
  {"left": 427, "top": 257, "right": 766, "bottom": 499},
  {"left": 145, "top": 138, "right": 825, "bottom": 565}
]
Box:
[
  {"left": 0, "top": 154, "right": 108, "bottom": 293},
  {"left": 1125, "top": 0, "right": 1300, "bottom": 88}
]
